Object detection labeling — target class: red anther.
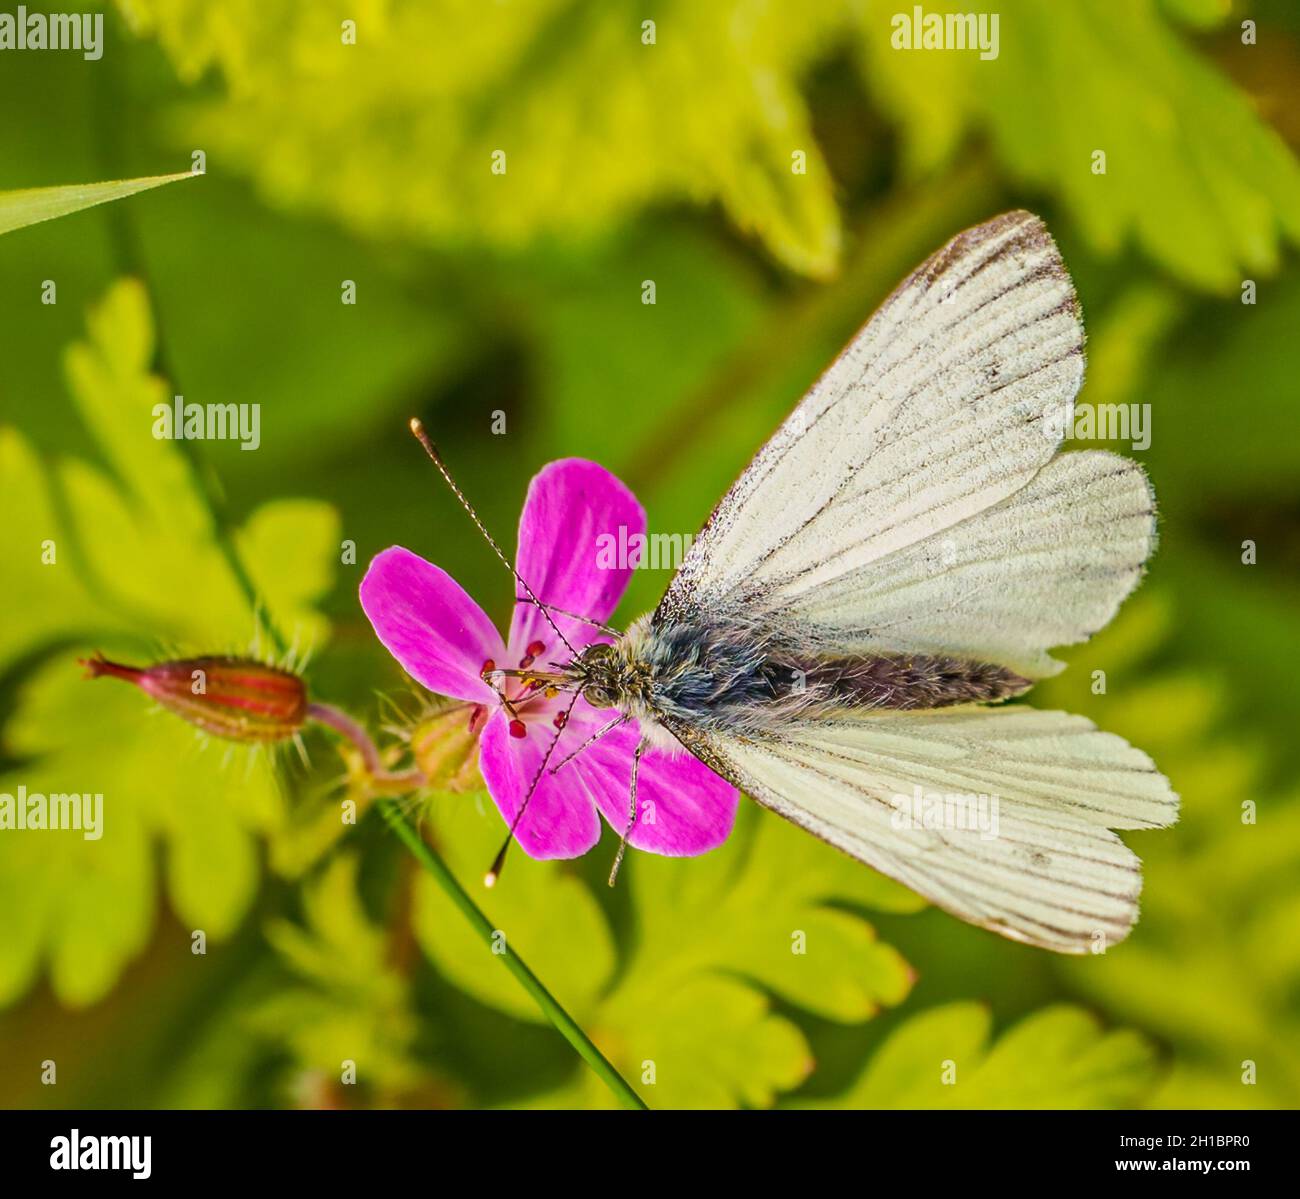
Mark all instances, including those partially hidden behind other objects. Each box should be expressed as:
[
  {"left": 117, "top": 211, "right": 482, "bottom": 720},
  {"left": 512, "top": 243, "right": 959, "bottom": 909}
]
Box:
[
  {"left": 519, "top": 655, "right": 535, "bottom": 669},
  {"left": 468, "top": 703, "right": 486, "bottom": 732},
  {"left": 526, "top": 641, "right": 545, "bottom": 657},
  {"left": 553, "top": 711, "right": 567, "bottom": 730},
  {"left": 508, "top": 719, "right": 527, "bottom": 739},
  {"left": 480, "top": 658, "right": 496, "bottom": 677}
]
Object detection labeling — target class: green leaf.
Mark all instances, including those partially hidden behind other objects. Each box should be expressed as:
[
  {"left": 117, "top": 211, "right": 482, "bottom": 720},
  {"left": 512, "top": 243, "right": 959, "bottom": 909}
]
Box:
[
  {"left": 118, "top": 1, "right": 1300, "bottom": 289},
  {"left": 249, "top": 853, "right": 446, "bottom": 1102},
  {"left": 1034, "top": 597, "right": 1300, "bottom": 1107},
  {"left": 409, "top": 794, "right": 618, "bottom": 1026},
  {"left": 0, "top": 655, "right": 270, "bottom": 1006},
  {"left": 0, "top": 428, "right": 101, "bottom": 671},
  {"left": 806, "top": 1003, "right": 1159, "bottom": 1108},
  {"left": 0, "top": 280, "right": 338, "bottom": 1007},
  {"left": 0, "top": 172, "right": 194, "bottom": 236},
  {"left": 857, "top": 0, "right": 1300, "bottom": 290},
  {"left": 50, "top": 280, "right": 335, "bottom": 651},
  {"left": 617, "top": 807, "right": 920, "bottom": 1025},
  {"left": 117, "top": 0, "right": 848, "bottom": 276}
]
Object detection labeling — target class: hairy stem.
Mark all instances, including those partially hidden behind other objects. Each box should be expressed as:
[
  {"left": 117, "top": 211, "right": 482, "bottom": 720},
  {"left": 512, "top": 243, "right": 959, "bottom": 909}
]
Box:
[{"left": 306, "top": 701, "right": 425, "bottom": 790}]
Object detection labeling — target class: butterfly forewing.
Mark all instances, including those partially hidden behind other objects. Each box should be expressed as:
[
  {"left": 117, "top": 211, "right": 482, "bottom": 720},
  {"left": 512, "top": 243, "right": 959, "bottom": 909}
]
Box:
[{"left": 659, "top": 211, "right": 1085, "bottom": 649}]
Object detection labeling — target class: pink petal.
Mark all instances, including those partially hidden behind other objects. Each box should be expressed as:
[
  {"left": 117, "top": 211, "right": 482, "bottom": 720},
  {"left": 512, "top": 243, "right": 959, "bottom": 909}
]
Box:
[
  {"left": 479, "top": 710, "right": 602, "bottom": 859},
  {"left": 509, "top": 459, "right": 646, "bottom": 659},
  {"left": 360, "top": 546, "right": 505, "bottom": 703},
  {"left": 571, "top": 720, "right": 739, "bottom": 856}
]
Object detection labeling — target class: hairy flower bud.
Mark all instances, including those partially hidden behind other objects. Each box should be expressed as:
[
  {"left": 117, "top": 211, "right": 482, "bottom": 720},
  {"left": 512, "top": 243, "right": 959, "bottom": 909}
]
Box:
[
  {"left": 410, "top": 704, "right": 483, "bottom": 793},
  {"left": 82, "top": 653, "right": 307, "bottom": 743}
]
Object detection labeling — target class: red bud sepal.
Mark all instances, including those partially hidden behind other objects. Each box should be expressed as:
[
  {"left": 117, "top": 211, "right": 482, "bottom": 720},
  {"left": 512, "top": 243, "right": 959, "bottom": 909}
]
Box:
[{"left": 82, "top": 653, "right": 307, "bottom": 743}]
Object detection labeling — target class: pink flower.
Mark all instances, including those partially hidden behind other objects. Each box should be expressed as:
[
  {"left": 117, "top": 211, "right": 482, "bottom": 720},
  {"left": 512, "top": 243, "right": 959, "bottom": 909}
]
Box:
[{"left": 359, "top": 459, "right": 738, "bottom": 862}]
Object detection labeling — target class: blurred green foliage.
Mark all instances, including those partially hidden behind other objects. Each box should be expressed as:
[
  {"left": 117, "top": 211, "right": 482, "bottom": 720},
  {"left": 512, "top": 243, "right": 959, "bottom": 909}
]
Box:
[{"left": 1, "top": 0, "right": 1298, "bottom": 1109}]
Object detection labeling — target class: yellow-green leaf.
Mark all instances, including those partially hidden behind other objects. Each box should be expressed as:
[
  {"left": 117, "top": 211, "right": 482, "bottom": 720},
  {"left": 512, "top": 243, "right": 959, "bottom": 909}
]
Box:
[
  {"left": 803, "top": 1003, "right": 1159, "bottom": 1109},
  {"left": 0, "top": 280, "right": 338, "bottom": 1006},
  {"left": 117, "top": 0, "right": 847, "bottom": 277}
]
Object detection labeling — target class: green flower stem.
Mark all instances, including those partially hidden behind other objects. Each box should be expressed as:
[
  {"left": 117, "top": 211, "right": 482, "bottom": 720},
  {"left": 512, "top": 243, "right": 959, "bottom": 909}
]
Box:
[
  {"left": 379, "top": 799, "right": 649, "bottom": 1111},
  {"left": 306, "top": 705, "right": 647, "bottom": 1109}
]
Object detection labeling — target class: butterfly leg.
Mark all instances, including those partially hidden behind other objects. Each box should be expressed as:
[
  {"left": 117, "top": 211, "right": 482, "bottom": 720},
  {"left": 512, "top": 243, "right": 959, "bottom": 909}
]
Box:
[
  {"left": 550, "top": 714, "right": 628, "bottom": 775},
  {"left": 608, "top": 736, "right": 647, "bottom": 887}
]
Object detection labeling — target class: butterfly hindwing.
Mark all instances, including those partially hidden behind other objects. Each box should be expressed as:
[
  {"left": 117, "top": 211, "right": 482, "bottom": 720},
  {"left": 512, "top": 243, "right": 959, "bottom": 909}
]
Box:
[{"left": 674, "top": 706, "right": 1178, "bottom": 953}]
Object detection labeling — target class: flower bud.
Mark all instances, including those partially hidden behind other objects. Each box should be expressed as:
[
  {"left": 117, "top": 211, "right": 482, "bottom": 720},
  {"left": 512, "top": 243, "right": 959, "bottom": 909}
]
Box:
[
  {"left": 410, "top": 704, "right": 483, "bottom": 793},
  {"left": 82, "top": 653, "right": 307, "bottom": 743}
]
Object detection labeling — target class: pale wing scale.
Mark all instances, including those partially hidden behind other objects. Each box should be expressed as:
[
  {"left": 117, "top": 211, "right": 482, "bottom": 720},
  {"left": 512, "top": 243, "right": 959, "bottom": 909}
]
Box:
[{"left": 691, "top": 706, "right": 1178, "bottom": 953}]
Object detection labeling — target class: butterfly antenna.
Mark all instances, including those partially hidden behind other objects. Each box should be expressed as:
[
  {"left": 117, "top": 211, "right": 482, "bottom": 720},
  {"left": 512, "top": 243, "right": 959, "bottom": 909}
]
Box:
[
  {"left": 515, "top": 597, "right": 621, "bottom": 638},
  {"left": 408, "top": 418, "right": 578, "bottom": 659},
  {"left": 484, "top": 690, "right": 581, "bottom": 887}
]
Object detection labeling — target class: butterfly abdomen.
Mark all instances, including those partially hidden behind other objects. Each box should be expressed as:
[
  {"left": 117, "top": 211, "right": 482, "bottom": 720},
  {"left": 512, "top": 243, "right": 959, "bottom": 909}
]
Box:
[
  {"left": 628, "top": 617, "right": 1030, "bottom": 737},
  {"left": 798, "top": 655, "right": 1031, "bottom": 711}
]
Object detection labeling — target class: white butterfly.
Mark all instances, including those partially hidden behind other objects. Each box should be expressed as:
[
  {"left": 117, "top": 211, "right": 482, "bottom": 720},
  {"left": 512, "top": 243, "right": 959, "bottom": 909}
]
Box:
[{"left": 567, "top": 210, "right": 1178, "bottom": 954}]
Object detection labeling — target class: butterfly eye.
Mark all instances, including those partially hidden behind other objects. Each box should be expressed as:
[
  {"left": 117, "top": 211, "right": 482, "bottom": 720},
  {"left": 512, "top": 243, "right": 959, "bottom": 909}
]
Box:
[{"left": 584, "top": 685, "right": 614, "bottom": 709}]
